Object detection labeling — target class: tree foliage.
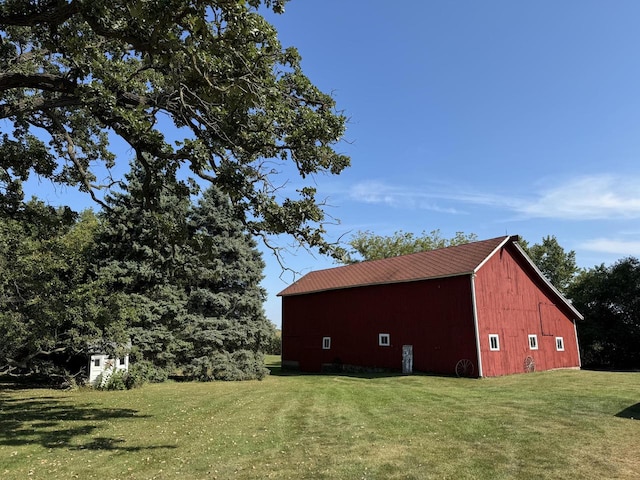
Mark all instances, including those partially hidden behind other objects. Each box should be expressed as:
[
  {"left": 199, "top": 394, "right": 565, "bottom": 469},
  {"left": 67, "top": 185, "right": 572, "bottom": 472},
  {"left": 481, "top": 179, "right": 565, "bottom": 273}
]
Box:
[
  {"left": 568, "top": 257, "right": 640, "bottom": 370},
  {"left": 0, "top": 0, "right": 349, "bottom": 255},
  {"left": 341, "top": 229, "right": 478, "bottom": 263},
  {"left": 0, "top": 202, "right": 126, "bottom": 382},
  {"left": 519, "top": 236, "right": 578, "bottom": 294},
  {"left": 95, "top": 162, "right": 271, "bottom": 381}
]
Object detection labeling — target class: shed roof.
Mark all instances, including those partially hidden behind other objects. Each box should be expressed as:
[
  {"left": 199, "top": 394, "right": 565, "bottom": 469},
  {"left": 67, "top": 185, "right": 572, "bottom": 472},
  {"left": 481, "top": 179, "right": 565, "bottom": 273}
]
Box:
[{"left": 278, "top": 235, "right": 512, "bottom": 297}]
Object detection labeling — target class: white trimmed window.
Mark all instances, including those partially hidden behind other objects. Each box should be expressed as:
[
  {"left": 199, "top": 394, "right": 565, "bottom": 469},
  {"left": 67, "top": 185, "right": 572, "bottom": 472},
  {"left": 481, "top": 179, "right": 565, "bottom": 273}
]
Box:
[
  {"left": 556, "top": 337, "right": 565, "bottom": 351},
  {"left": 528, "top": 334, "right": 538, "bottom": 350},
  {"left": 322, "top": 337, "right": 331, "bottom": 350},
  {"left": 94, "top": 358, "right": 101, "bottom": 367},
  {"left": 378, "top": 333, "right": 390, "bottom": 346},
  {"left": 489, "top": 334, "right": 500, "bottom": 351}
]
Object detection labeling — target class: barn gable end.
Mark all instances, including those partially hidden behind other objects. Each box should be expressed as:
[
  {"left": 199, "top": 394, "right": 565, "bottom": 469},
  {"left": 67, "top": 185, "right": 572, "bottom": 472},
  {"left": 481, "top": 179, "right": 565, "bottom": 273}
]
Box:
[{"left": 474, "top": 242, "right": 581, "bottom": 376}]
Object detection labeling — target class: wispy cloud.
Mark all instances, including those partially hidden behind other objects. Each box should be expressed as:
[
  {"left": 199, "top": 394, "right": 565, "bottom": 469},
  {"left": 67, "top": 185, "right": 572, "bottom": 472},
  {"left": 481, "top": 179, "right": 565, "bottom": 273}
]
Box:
[
  {"left": 348, "top": 174, "right": 640, "bottom": 221},
  {"left": 579, "top": 238, "right": 640, "bottom": 256},
  {"left": 348, "top": 180, "right": 517, "bottom": 214},
  {"left": 518, "top": 175, "right": 640, "bottom": 220}
]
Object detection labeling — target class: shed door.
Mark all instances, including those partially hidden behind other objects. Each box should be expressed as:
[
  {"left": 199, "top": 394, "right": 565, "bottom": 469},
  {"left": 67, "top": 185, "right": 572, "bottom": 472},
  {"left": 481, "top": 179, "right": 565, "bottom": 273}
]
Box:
[{"left": 402, "top": 345, "right": 413, "bottom": 374}]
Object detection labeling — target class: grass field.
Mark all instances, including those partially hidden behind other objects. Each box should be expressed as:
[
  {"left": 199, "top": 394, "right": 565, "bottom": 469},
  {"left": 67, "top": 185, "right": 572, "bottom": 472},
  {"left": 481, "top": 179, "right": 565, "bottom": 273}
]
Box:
[{"left": 1, "top": 356, "right": 638, "bottom": 479}]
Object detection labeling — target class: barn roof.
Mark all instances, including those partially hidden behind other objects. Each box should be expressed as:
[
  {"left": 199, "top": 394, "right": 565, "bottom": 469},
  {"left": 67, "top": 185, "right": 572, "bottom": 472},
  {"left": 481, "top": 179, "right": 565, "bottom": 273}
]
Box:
[{"left": 278, "top": 235, "right": 512, "bottom": 297}]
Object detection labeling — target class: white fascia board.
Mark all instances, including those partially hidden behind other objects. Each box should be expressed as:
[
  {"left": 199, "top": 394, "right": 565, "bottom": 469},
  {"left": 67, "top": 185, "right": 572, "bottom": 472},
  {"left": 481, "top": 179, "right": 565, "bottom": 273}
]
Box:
[
  {"left": 473, "top": 236, "right": 513, "bottom": 274},
  {"left": 511, "top": 242, "right": 584, "bottom": 321}
]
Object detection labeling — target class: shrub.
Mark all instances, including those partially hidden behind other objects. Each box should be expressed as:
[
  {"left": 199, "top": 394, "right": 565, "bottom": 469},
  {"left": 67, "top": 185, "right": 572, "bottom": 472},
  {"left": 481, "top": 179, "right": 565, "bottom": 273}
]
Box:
[{"left": 183, "top": 350, "right": 269, "bottom": 381}]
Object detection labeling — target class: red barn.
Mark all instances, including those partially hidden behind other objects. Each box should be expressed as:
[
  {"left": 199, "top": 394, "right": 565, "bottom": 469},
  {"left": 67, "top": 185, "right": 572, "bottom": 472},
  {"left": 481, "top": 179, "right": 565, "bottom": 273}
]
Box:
[{"left": 278, "top": 235, "right": 582, "bottom": 377}]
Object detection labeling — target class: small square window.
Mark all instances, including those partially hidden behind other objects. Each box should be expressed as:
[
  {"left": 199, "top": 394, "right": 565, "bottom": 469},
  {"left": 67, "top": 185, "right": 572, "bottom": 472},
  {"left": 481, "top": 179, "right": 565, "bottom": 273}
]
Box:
[
  {"left": 556, "top": 337, "right": 565, "bottom": 351},
  {"left": 528, "top": 334, "right": 538, "bottom": 350},
  {"left": 489, "top": 334, "right": 500, "bottom": 351},
  {"left": 322, "top": 337, "right": 331, "bottom": 350},
  {"left": 379, "top": 333, "right": 390, "bottom": 346},
  {"left": 93, "top": 358, "right": 101, "bottom": 367}
]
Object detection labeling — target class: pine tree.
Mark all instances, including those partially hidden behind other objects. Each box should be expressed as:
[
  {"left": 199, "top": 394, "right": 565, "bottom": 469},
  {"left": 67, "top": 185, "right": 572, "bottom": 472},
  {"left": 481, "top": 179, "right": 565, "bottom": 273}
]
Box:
[
  {"left": 181, "top": 186, "right": 271, "bottom": 380},
  {"left": 95, "top": 162, "right": 193, "bottom": 380},
  {"left": 96, "top": 161, "right": 270, "bottom": 381}
]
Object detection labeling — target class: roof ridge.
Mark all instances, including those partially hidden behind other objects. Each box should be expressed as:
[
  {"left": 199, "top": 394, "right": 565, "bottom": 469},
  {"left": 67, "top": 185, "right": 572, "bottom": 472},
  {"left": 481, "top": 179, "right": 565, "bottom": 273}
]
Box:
[{"left": 279, "top": 235, "right": 513, "bottom": 297}]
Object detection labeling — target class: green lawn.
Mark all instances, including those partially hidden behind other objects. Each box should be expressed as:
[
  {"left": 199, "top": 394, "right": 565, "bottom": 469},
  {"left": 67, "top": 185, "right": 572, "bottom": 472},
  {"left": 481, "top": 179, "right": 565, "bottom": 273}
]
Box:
[{"left": 1, "top": 357, "right": 638, "bottom": 479}]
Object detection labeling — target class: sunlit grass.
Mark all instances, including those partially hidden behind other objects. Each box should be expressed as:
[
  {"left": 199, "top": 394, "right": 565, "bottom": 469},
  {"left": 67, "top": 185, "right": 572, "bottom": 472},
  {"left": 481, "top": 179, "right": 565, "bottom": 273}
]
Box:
[{"left": 1, "top": 360, "right": 638, "bottom": 479}]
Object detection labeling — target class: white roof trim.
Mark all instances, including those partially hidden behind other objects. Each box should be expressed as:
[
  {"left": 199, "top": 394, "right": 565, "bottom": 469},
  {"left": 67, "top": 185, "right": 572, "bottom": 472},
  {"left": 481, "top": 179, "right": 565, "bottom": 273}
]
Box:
[
  {"left": 511, "top": 241, "right": 584, "bottom": 320},
  {"left": 473, "top": 236, "right": 513, "bottom": 274}
]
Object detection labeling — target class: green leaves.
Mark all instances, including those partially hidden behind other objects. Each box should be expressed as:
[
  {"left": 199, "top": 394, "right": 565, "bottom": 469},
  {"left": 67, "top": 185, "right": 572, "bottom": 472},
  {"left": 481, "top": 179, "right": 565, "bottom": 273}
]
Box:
[
  {"left": 1, "top": 0, "right": 349, "bottom": 255},
  {"left": 569, "top": 257, "right": 640, "bottom": 369},
  {"left": 520, "top": 235, "right": 578, "bottom": 294},
  {"left": 94, "top": 161, "right": 271, "bottom": 381},
  {"left": 343, "top": 229, "right": 478, "bottom": 263}
]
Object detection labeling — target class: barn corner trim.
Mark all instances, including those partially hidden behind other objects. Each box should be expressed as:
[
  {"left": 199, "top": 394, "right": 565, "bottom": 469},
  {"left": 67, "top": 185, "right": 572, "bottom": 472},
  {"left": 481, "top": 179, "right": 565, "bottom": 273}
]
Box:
[{"left": 470, "top": 273, "right": 484, "bottom": 378}]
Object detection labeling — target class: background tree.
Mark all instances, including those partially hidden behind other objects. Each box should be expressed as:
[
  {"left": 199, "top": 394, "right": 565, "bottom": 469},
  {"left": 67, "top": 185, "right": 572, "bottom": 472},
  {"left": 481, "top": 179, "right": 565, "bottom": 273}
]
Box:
[
  {"left": 0, "top": 202, "right": 123, "bottom": 383},
  {"left": 0, "top": 0, "right": 350, "bottom": 257},
  {"left": 519, "top": 236, "right": 578, "bottom": 294},
  {"left": 568, "top": 258, "right": 640, "bottom": 370},
  {"left": 342, "top": 229, "right": 477, "bottom": 263}
]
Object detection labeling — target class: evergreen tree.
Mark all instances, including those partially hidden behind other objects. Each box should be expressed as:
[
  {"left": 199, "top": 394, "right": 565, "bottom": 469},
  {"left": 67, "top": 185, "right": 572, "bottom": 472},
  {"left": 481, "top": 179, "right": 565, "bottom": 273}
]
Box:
[
  {"left": 181, "top": 186, "right": 271, "bottom": 380},
  {"left": 95, "top": 161, "right": 193, "bottom": 380},
  {"left": 96, "top": 161, "right": 270, "bottom": 381}
]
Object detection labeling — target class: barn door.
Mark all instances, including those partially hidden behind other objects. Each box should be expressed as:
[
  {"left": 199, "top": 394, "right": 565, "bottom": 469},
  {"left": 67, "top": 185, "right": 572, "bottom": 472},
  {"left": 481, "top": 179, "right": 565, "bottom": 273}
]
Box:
[{"left": 402, "top": 345, "right": 413, "bottom": 374}]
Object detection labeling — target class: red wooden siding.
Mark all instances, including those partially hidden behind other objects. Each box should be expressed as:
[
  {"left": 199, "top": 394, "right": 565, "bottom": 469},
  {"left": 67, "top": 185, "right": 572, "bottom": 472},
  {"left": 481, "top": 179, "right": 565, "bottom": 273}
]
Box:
[
  {"left": 474, "top": 245, "right": 580, "bottom": 376},
  {"left": 282, "top": 275, "right": 479, "bottom": 375}
]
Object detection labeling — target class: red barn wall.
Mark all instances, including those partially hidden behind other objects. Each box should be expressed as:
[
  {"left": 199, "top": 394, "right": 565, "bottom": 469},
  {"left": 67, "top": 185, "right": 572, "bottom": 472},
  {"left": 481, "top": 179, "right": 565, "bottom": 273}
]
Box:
[
  {"left": 474, "top": 245, "right": 580, "bottom": 377},
  {"left": 282, "top": 276, "right": 479, "bottom": 375}
]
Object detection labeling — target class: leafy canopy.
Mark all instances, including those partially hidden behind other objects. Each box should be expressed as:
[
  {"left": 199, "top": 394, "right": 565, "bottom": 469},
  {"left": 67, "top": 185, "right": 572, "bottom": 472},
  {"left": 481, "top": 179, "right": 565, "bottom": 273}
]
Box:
[
  {"left": 0, "top": 0, "right": 349, "bottom": 254},
  {"left": 519, "top": 235, "right": 578, "bottom": 294},
  {"left": 568, "top": 257, "right": 640, "bottom": 369},
  {"left": 342, "top": 229, "right": 478, "bottom": 263}
]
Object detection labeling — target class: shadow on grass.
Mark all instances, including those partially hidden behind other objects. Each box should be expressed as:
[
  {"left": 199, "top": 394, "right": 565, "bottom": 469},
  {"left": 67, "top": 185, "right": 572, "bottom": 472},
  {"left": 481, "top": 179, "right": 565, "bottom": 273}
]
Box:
[
  {"left": 0, "top": 392, "right": 176, "bottom": 451},
  {"left": 616, "top": 402, "right": 640, "bottom": 420}
]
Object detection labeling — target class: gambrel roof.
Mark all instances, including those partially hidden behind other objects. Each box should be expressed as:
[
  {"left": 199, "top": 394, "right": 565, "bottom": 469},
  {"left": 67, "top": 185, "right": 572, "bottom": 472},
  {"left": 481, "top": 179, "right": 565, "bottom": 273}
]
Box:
[{"left": 278, "top": 235, "right": 583, "bottom": 320}]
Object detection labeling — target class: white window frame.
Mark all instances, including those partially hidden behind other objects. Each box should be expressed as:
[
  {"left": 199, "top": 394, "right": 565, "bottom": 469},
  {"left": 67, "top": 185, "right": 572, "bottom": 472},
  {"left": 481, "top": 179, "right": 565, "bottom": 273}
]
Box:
[
  {"left": 94, "top": 358, "right": 101, "bottom": 367},
  {"left": 489, "top": 334, "right": 500, "bottom": 351},
  {"left": 378, "top": 333, "right": 390, "bottom": 347},
  {"left": 322, "top": 336, "right": 331, "bottom": 350},
  {"left": 528, "top": 334, "right": 538, "bottom": 350},
  {"left": 555, "top": 337, "right": 565, "bottom": 351}
]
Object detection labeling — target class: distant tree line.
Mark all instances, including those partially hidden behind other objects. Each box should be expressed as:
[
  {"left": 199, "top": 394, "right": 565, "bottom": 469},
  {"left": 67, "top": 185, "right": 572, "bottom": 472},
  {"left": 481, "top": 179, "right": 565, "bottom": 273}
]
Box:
[{"left": 343, "top": 231, "right": 640, "bottom": 371}]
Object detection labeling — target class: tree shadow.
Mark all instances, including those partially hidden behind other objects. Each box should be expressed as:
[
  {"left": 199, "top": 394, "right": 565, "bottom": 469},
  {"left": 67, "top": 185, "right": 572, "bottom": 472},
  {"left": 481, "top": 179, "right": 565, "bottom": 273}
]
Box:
[
  {"left": 0, "top": 392, "right": 176, "bottom": 451},
  {"left": 616, "top": 402, "right": 640, "bottom": 420}
]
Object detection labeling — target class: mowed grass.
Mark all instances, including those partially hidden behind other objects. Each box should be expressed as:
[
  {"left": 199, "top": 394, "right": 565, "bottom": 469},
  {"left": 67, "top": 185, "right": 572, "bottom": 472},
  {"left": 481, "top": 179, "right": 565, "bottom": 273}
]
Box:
[{"left": 1, "top": 357, "right": 638, "bottom": 480}]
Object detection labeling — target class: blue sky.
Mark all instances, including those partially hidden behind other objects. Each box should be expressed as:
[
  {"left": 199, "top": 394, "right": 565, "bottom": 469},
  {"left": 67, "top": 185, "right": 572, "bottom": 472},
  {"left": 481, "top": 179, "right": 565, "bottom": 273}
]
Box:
[
  {"left": 21, "top": 1, "right": 640, "bottom": 327},
  {"left": 258, "top": 0, "right": 640, "bottom": 326}
]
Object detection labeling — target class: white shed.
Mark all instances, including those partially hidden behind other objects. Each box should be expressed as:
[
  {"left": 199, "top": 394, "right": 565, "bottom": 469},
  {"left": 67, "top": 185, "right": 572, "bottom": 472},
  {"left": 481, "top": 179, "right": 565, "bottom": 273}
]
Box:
[{"left": 88, "top": 353, "right": 129, "bottom": 386}]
